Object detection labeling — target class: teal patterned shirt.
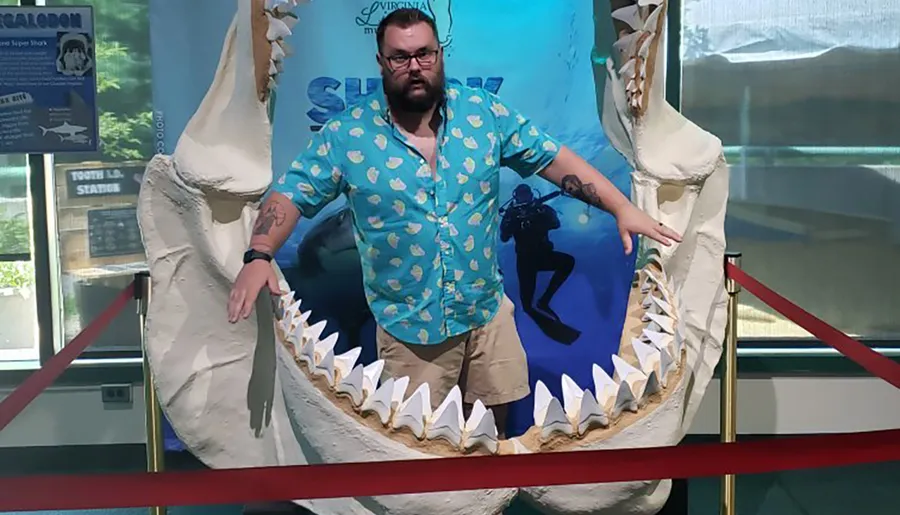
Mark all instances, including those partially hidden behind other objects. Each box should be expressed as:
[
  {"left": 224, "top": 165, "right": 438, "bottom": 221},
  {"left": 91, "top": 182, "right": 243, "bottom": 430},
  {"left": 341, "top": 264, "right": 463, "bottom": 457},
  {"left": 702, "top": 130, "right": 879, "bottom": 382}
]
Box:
[{"left": 271, "top": 84, "right": 562, "bottom": 345}]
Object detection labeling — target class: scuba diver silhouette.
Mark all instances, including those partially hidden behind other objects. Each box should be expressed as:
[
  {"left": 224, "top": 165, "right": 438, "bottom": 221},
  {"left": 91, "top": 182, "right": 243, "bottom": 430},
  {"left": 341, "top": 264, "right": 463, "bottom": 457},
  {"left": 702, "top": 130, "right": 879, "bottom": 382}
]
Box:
[{"left": 500, "top": 184, "right": 580, "bottom": 344}]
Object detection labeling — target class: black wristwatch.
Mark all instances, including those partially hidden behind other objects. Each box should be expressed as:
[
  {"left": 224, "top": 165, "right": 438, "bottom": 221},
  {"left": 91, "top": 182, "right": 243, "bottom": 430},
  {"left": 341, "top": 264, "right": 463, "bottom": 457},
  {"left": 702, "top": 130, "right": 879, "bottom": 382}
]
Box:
[{"left": 243, "top": 248, "right": 273, "bottom": 264}]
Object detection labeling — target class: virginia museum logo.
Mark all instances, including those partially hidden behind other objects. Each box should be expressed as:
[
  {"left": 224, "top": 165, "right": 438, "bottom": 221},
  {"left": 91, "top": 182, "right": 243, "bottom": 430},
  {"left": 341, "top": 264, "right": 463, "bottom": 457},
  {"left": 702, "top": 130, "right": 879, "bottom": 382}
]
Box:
[{"left": 355, "top": 0, "right": 453, "bottom": 48}]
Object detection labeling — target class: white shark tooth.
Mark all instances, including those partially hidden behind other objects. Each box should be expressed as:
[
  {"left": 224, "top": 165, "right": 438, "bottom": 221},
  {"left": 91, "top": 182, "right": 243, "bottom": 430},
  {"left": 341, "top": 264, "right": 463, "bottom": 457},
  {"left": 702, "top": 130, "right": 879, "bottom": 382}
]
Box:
[
  {"left": 314, "top": 332, "right": 339, "bottom": 363},
  {"left": 631, "top": 338, "right": 661, "bottom": 378},
  {"left": 426, "top": 385, "right": 464, "bottom": 446},
  {"left": 592, "top": 363, "right": 618, "bottom": 413},
  {"left": 648, "top": 295, "right": 676, "bottom": 319},
  {"left": 334, "top": 347, "right": 361, "bottom": 382},
  {"left": 657, "top": 346, "right": 675, "bottom": 387},
  {"left": 463, "top": 399, "right": 499, "bottom": 454},
  {"left": 362, "top": 360, "right": 384, "bottom": 397},
  {"left": 391, "top": 376, "right": 410, "bottom": 410},
  {"left": 613, "top": 30, "right": 642, "bottom": 57},
  {"left": 266, "top": 12, "right": 292, "bottom": 41},
  {"left": 361, "top": 377, "right": 394, "bottom": 425},
  {"left": 278, "top": 12, "right": 299, "bottom": 29},
  {"left": 336, "top": 363, "right": 365, "bottom": 406},
  {"left": 642, "top": 2, "right": 665, "bottom": 30},
  {"left": 641, "top": 327, "right": 674, "bottom": 355},
  {"left": 269, "top": 60, "right": 278, "bottom": 76},
  {"left": 644, "top": 312, "right": 675, "bottom": 335},
  {"left": 577, "top": 388, "right": 608, "bottom": 435},
  {"left": 507, "top": 437, "right": 532, "bottom": 454},
  {"left": 613, "top": 379, "right": 638, "bottom": 417},
  {"left": 643, "top": 371, "right": 662, "bottom": 399},
  {"left": 392, "top": 383, "right": 431, "bottom": 439},
  {"left": 612, "top": 355, "right": 649, "bottom": 400},
  {"left": 560, "top": 374, "right": 583, "bottom": 421},
  {"left": 313, "top": 348, "right": 335, "bottom": 386},
  {"left": 296, "top": 333, "right": 316, "bottom": 370},
  {"left": 304, "top": 319, "right": 327, "bottom": 343},
  {"left": 611, "top": 5, "right": 642, "bottom": 31},
  {"left": 640, "top": 272, "right": 655, "bottom": 293},
  {"left": 533, "top": 380, "right": 574, "bottom": 439},
  {"left": 271, "top": 41, "right": 286, "bottom": 62},
  {"left": 638, "top": 33, "right": 655, "bottom": 58},
  {"left": 296, "top": 309, "right": 311, "bottom": 326},
  {"left": 619, "top": 58, "right": 637, "bottom": 81}
]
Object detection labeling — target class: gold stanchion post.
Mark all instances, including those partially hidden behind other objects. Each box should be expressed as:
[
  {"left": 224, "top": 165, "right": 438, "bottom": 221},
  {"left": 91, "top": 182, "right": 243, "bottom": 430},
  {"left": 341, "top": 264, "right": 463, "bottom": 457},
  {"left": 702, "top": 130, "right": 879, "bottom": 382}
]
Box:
[
  {"left": 136, "top": 271, "right": 167, "bottom": 515},
  {"left": 720, "top": 252, "right": 741, "bottom": 515}
]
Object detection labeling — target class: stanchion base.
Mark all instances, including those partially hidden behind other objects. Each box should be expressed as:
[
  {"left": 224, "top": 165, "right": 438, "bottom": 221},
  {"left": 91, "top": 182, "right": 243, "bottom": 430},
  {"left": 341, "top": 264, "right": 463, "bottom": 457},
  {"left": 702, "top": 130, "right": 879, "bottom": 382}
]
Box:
[{"left": 242, "top": 501, "right": 315, "bottom": 514}]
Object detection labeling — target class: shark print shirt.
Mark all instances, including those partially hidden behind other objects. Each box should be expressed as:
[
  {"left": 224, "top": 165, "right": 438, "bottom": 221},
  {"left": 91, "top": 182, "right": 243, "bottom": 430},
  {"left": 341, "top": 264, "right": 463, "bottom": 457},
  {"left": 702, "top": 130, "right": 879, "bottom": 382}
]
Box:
[{"left": 271, "top": 84, "right": 562, "bottom": 345}]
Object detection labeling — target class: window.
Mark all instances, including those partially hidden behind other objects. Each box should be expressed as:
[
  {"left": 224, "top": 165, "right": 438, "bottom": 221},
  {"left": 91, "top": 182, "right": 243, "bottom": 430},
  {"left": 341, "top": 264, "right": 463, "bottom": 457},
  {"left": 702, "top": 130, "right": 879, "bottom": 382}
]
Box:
[
  {"left": 0, "top": 154, "right": 37, "bottom": 362},
  {"left": 46, "top": 0, "right": 152, "bottom": 356},
  {"left": 680, "top": 0, "right": 900, "bottom": 339}
]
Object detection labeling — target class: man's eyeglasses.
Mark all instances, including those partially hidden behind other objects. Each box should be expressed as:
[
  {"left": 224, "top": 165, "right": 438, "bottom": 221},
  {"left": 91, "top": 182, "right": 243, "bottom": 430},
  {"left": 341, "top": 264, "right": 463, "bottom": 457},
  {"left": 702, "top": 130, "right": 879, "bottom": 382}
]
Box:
[{"left": 382, "top": 49, "right": 440, "bottom": 70}]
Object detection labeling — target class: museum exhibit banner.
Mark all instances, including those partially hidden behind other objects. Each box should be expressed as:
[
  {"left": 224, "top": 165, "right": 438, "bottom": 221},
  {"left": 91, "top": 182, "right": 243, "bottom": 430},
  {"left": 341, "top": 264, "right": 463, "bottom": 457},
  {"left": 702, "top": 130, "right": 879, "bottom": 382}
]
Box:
[{"left": 149, "top": 0, "right": 637, "bottom": 438}]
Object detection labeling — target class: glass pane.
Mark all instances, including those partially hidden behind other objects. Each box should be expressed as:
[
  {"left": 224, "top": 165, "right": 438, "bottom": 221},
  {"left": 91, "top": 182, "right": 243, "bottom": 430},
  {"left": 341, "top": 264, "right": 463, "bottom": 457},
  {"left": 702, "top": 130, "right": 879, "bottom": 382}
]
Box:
[
  {"left": 0, "top": 153, "right": 38, "bottom": 362},
  {"left": 47, "top": 0, "right": 151, "bottom": 354},
  {"left": 681, "top": 0, "right": 900, "bottom": 339}
]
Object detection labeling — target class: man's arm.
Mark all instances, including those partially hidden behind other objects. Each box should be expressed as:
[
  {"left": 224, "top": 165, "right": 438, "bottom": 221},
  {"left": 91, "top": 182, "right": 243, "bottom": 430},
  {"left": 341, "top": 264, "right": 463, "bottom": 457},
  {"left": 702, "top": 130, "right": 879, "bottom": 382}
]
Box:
[
  {"left": 487, "top": 90, "right": 681, "bottom": 254},
  {"left": 538, "top": 146, "right": 630, "bottom": 217},
  {"left": 249, "top": 191, "right": 301, "bottom": 256}
]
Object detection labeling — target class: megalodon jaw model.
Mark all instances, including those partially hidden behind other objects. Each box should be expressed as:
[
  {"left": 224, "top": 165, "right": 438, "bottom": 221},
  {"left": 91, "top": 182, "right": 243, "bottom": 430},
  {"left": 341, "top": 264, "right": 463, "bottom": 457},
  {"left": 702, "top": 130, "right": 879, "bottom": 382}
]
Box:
[{"left": 137, "top": 1, "right": 728, "bottom": 515}]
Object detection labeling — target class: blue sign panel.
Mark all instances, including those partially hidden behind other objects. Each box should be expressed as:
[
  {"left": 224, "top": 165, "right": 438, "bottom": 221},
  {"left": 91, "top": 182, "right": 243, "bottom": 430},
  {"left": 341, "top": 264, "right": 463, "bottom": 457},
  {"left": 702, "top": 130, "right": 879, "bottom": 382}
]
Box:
[{"left": 0, "top": 6, "right": 98, "bottom": 154}]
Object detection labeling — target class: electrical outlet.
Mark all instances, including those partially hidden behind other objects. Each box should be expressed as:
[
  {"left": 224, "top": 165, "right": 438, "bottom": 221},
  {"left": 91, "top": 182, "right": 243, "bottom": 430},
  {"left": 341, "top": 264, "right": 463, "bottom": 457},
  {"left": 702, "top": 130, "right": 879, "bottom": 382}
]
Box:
[{"left": 100, "top": 384, "right": 132, "bottom": 404}]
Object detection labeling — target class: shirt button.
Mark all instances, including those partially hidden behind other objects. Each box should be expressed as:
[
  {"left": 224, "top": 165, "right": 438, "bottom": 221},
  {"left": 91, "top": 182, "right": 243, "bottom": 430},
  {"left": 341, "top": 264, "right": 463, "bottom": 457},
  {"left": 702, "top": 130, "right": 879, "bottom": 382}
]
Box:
[{"left": 439, "top": 216, "right": 448, "bottom": 226}]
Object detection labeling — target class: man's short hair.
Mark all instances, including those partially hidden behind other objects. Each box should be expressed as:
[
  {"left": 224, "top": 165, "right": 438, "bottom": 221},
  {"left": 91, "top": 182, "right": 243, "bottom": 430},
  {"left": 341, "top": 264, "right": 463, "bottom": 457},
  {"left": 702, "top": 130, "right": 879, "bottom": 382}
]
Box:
[{"left": 375, "top": 8, "right": 439, "bottom": 51}]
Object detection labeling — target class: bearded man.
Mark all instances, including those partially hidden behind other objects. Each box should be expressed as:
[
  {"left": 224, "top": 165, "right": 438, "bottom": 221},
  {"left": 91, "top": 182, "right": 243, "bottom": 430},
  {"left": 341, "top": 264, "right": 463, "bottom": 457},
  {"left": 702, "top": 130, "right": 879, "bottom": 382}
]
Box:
[{"left": 228, "top": 7, "right": 681, "bottom": 436}]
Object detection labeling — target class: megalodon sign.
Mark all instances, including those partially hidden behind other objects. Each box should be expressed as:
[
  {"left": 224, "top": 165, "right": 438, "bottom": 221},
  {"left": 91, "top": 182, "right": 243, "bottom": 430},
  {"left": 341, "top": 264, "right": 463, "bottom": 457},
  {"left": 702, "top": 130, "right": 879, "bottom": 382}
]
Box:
[{"left": 138, "top": 1, "right": 729, "bottom": 514}]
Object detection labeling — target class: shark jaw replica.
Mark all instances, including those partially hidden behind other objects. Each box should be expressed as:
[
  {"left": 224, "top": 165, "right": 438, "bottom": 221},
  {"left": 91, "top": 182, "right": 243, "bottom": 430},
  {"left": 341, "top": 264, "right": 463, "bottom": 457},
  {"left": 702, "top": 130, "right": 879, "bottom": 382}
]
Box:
[{"left": 137, "top": 0, "right": 728, "bottom": 514}]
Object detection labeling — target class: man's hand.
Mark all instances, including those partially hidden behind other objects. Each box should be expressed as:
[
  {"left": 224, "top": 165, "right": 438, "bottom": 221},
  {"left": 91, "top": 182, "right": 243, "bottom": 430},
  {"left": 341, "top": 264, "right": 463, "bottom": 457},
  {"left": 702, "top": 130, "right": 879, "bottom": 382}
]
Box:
[
  {"left": 614, "top": 203, "right": 682, "bottom": 255},
  {"left": 227, "top": 259, "right": 284, "bottom": 323}
]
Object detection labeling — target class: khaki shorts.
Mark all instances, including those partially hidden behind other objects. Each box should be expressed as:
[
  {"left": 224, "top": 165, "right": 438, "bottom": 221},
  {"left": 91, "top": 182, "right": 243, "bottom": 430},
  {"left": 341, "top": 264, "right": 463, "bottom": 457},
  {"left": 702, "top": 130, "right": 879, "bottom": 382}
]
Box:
[{"left": 375, "top": 294, "right": 530, "bottom": 408}]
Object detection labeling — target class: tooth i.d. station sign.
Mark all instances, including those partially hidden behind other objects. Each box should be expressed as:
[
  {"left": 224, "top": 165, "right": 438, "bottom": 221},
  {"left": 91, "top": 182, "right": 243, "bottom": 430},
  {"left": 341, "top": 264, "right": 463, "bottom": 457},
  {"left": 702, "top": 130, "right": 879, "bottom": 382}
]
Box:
[{"left": 0, "top": 6, "right": 98, "bottom": 154}]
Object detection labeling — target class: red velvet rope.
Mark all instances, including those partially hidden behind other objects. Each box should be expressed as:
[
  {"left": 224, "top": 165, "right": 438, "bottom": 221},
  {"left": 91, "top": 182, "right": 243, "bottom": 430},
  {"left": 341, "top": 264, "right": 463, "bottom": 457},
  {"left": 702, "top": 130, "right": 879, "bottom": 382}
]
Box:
[
  {"left": 726, "top": 263, "right": 900, "bottom": 389},
  {"left": 0, "top": 281, "right": 135, "bottom": 432},
  {"left": 0, "top": 268, "right": 898, "bottom": 512}
]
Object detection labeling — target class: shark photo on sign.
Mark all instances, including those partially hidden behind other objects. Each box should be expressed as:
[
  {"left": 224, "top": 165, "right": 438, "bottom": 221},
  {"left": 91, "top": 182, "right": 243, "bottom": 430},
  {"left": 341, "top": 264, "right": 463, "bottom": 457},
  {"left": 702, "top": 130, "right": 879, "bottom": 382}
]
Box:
[{"left": 38, "top": 121, "right": 90, "bottom": 145}]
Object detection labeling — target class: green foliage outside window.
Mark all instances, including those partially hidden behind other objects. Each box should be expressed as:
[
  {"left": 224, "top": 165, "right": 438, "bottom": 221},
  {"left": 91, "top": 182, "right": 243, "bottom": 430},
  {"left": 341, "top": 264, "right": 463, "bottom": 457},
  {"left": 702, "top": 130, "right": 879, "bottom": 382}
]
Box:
[{"left": 0, "top": 210, "right": 34, "bottom": 289}]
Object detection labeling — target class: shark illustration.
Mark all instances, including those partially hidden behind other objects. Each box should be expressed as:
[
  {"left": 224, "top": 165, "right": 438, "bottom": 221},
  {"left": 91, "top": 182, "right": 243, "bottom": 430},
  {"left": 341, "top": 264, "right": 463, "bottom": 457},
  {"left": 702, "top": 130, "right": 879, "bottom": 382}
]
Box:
[{"left": 38, "top": 121, "right": 87, "bottom": 138}]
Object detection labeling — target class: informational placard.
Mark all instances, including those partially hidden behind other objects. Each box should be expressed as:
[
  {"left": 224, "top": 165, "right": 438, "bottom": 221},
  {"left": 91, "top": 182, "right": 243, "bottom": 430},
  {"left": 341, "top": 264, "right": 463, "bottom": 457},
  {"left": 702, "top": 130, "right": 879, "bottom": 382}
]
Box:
[
  {"left": 86, "top": 207, "right": 143, "bottom": 258},
  {"left": 65, "top": 165, "right": 143, "bottom": 199},
  {"left": 0, "top": 6, "right": 98, "bottom": 154}
]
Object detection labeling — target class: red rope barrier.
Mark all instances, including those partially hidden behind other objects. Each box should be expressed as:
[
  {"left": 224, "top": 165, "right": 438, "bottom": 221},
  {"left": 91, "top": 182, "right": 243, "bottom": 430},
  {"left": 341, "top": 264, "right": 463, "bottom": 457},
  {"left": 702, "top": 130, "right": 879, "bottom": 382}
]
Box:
[
  {"left": 0, "top": 281, "right": 136, "bottom": 432},
  {"left": 0, "top": 269, "right": 898, "bottom": 512},
  {"left": 0, "top": 428, "right": 899, "bottom": 512},
  {"left": 726, "top": 263, "right": 900, "bottom": 389}
]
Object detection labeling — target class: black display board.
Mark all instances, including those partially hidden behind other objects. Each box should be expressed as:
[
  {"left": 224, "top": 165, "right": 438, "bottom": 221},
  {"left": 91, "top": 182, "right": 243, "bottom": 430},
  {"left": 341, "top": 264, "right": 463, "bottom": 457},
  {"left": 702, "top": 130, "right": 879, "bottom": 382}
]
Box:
[{"left": 86, "top": 207, "right": 143, "bottom": 258}]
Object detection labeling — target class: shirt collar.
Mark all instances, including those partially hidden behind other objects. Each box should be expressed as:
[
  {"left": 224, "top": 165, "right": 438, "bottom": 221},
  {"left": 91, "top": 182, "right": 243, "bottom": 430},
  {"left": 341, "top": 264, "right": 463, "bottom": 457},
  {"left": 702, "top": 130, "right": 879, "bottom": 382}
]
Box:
[{"left": 374, "top": 85, "right": 450, "bottom": 127}]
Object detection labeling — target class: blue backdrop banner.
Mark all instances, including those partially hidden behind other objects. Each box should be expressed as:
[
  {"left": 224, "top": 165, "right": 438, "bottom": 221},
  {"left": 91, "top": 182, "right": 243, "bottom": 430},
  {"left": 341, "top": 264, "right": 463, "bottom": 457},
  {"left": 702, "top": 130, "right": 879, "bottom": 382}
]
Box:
[{"left": 150, "top": 0, "right": 636, "bottom": 440}]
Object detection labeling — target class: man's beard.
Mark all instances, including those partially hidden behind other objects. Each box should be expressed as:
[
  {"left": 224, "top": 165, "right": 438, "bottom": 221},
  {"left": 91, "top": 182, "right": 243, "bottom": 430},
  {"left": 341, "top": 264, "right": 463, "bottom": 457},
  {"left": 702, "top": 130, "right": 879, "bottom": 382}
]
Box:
[{"left": 383, "top": 70, "right": 445, "bottom": 114}]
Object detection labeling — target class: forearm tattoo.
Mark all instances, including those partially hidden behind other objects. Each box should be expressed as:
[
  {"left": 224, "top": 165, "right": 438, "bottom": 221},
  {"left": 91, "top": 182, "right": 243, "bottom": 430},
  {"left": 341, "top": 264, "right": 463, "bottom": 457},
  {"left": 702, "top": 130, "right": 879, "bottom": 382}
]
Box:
[
  {"left": 252, "top": 202, "right": 286, "bottom": 236},
  {"left": 560, "top": 174, "right": 602, "bottom": 208}
]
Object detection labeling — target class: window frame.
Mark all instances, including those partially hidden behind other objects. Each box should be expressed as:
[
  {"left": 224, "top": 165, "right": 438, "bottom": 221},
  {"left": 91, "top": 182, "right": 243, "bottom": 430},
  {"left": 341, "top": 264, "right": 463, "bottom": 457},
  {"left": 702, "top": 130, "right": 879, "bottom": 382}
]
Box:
[{"left": 0, "top": 0, "right": 896, "bottom": 387}]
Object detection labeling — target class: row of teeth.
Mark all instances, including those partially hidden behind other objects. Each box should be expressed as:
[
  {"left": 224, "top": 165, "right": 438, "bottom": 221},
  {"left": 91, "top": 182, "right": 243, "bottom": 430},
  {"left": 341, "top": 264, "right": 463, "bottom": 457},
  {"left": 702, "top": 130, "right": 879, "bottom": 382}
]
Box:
[
  {"left": 611, "top": 0, "right": 664, "bottom": 114},
  {"left": 274, "top": 292, "right": 501, "bottom": 454},
  {"left": 272, "top": 255, "right": 681, "bottom": 454},
  {"left": 531, "top": 259, "right": 684, "bottom": 441},
  {"left": 263, "top": 0, "right": 304, "bottom": 91}
]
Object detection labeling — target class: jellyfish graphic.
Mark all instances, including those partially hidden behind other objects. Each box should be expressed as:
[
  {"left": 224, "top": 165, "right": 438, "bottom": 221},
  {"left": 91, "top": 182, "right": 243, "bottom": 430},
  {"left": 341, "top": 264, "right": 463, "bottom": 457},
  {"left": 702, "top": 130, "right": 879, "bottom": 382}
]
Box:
[{"left": 427, "top": 0, "right": 453, "bottom": 49}]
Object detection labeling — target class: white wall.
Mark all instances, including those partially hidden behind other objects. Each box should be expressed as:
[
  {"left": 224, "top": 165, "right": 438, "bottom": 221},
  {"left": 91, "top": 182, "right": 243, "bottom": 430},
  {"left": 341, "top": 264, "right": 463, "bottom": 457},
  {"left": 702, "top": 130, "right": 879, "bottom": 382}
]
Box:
[{"left": 1, "top": 377, "right": 899, "bottom": 447}]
